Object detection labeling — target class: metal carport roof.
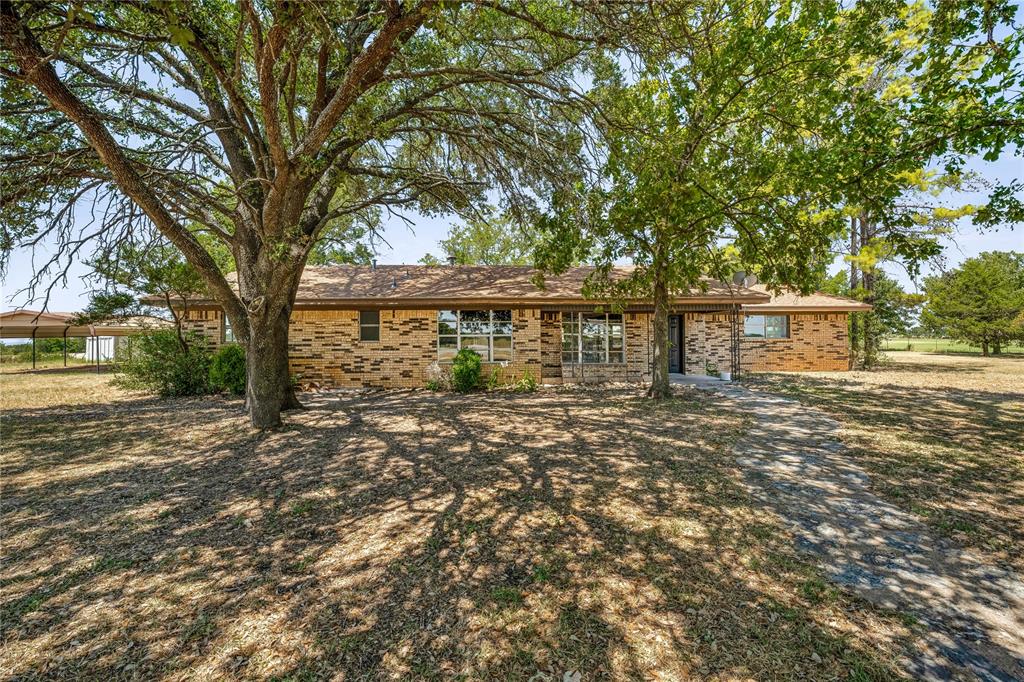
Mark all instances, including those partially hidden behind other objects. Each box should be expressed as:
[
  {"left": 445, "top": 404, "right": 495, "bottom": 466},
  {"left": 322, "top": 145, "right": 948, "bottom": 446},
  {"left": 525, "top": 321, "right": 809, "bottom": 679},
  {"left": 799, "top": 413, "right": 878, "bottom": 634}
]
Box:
[{"left": 0, "top": 310, "right": 166, "bottom": 339}]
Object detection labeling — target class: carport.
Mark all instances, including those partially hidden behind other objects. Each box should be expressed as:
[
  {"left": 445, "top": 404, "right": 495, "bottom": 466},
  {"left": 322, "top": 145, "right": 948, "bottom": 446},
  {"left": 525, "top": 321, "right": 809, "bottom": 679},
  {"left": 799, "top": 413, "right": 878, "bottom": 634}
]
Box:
[{"left": 0, "top": 310, "right": 166, "bottom": 370}]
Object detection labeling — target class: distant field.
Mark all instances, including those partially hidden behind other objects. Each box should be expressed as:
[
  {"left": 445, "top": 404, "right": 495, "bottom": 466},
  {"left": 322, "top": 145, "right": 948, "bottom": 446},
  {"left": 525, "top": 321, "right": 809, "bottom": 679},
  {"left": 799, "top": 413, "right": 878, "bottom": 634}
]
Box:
[
  {"left": 881, "top": 336, "right": 1024, "bottom": 354},
  {"left": 0, "top": 356, "right": 91, "bottom": 373}
]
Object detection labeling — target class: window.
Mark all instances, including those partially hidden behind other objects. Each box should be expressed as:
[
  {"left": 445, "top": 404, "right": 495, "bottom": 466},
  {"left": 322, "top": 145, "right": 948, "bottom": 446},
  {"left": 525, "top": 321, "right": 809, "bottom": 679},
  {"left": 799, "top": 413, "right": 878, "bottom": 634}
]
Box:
[
  {"left": 744, "top": 314, "right": 789, "bottom": 339},
  {"left": 222, "top": 316, "right": 235, "bottom": 344},
  {"left": 561, "top": 312, "right": 625, "bottom": 364},
  {"left": 359, "top": 310, "right": 380, "bottom": 341},
  {"left": 437, "top": 310, "right": 513, "bottom": 361}
]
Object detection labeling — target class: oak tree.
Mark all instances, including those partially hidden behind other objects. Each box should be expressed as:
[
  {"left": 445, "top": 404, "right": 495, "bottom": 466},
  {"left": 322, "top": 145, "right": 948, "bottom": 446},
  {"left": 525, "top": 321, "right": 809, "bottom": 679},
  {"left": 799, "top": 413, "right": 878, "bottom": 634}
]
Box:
[{"left": 1, "top": 1, "right": 632, "bottom": 426}]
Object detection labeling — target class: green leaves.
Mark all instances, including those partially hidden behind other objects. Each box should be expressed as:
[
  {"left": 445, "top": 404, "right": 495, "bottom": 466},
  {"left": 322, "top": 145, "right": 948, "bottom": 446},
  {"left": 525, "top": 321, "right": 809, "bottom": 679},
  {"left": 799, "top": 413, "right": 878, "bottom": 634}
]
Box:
[{"left": 921, "top": 251, "right": 1024, "bottom": 351}]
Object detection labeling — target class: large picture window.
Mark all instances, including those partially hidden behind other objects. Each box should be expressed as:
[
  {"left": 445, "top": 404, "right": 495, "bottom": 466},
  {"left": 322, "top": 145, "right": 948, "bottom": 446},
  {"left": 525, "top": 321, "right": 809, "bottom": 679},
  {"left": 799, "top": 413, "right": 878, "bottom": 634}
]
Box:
[
  {"left": 438, "top": 310, "right": 513, "bottom": 361},
  {"left": 561, "top": 312, "right": 625, "bottom": 364},
  {"left": 744, "top": 314, "right": 789, "bottom": 339}
]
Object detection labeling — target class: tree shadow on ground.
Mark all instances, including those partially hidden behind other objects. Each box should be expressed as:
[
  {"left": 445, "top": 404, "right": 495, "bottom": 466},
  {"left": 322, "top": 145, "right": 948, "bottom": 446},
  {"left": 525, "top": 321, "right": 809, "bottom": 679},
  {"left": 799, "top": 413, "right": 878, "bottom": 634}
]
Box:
[
  {"left": 3, "top": 387, "right": 910, "bottom": 680},
  {"left": 743, "top": 372, "right": 1024, "bottom": 570}
]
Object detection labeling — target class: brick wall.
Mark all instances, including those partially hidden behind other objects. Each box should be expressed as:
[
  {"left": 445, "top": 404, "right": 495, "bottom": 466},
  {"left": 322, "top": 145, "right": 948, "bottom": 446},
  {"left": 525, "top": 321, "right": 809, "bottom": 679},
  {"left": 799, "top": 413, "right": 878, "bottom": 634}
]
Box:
[
  {"left": 677, "top": 311, "right": 850, "bottom": 374},
  {"left": 740, "top": 313, "right": 850, "bottom": 372},
  {"left": 683, "top": 312, "right": 734, "bottom": 375},
  {"left": 182, "top": 307, "right": 543, "bottom": 388},
  {"left": 540, "top": 312, "right": 563, "bottom": 379},
  {"left": 182, "top": 308, "right": 851, "bottom": 386},
  {"left": 181, "top": 309, "right": 223, "bottom": 349}
]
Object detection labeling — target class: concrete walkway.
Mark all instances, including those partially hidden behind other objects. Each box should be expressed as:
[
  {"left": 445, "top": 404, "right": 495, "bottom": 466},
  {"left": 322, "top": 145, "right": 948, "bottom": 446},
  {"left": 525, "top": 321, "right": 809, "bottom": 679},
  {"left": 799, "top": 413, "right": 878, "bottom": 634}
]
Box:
[{"left": 695, "top": 381, "right": 1024, "bottom": 681}]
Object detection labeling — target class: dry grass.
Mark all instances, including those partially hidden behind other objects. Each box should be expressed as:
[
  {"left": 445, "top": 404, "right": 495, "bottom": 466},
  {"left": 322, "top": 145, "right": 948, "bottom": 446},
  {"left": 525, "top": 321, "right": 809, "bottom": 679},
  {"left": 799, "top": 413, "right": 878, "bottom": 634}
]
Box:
[
  {"left": 744, "top": 352, "right": 1024, "bottom": 571},
  {"left": 1, "top": 374, "right": 913, "bottom": 680},
  {"left": 0, "top": 368, "right": 130, "bottom": 411}
]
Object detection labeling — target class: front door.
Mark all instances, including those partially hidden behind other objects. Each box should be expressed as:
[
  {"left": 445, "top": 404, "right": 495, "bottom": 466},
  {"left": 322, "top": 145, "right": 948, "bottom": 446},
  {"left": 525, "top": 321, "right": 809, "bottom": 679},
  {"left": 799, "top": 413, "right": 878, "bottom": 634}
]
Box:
[{"left": 668, "top": 315, "right": 684, "bottom": 373}]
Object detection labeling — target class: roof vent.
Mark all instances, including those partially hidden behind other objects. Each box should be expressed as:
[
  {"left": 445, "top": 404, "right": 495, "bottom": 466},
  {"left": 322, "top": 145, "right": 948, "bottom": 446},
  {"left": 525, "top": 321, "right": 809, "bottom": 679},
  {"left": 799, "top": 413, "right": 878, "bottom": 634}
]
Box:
[
  {"left": 371, "top": 259, "right": 377, "bottom": 270},
  {"left": 446, "top": 255, "right": 457, "bottom": 266},
  {"left": 392, "top": 275, "right": 397, "bottom": 289}
]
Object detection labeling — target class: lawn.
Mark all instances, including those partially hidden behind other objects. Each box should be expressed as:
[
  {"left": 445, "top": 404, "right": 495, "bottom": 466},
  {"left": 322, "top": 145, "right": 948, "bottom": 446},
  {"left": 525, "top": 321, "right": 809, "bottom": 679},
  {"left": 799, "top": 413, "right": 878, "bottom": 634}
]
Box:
[
  {"left": 0, "top": 372, "right": 911, "bottom": 680},
  {"left": 744, "top": 352, "right": 1024, "bottom": 572},
  {"left": 880, "top": 336, "right": 1024, "bottom": 354}
]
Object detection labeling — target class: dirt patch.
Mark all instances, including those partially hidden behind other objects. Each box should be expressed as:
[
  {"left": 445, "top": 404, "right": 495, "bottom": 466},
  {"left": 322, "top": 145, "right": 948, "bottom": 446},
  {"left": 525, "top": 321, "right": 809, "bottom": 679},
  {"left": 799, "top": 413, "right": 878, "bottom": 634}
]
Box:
[{"left": 2, "top": 377, "right": 912, "bottom": 680}]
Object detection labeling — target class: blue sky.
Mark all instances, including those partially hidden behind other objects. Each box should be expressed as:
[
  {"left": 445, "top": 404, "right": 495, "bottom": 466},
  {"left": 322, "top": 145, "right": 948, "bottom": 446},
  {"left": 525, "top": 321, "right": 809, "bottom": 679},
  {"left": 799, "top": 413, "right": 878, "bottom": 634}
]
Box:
[{"left": 2, "top": 146, "right": 1021, "bottom": 314}]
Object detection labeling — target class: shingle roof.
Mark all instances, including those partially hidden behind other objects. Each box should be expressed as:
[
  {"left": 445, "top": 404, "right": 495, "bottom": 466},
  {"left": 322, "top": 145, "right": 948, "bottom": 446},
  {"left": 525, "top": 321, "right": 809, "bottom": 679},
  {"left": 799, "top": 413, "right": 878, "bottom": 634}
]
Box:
[
  {"left": 149, "top": 265, "right": 870, "bottom": 311},
  {"left": 742, "top": 285, "right": 872, "bottom": 312},
  {"left": 283, "top": 265, "right": 766, "bottom": 304},
  {"left": 181, "top": 265, "right": 771, "bottom": 306}
]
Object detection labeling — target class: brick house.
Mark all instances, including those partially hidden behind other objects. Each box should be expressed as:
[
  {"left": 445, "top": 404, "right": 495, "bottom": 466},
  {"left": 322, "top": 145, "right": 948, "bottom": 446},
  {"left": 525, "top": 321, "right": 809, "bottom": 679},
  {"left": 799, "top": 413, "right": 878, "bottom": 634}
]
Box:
[{"left": 178, "top": 265, "right": 869, "bottom": 388}]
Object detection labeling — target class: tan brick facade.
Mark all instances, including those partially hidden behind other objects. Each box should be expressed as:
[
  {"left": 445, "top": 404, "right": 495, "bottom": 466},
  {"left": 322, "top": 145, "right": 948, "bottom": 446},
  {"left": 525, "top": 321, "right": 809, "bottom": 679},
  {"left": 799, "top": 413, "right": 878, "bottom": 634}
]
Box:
[
  {"left": 182, "top": 307, "right": 849, "bottom": 387},
  {"left": 677, "top": 311, "right": 850, "bottom": 374},
  {"left": 740, "top": 313, "right": 850, "bottom": 372},
  {"left": 183, "top": 307, "right": 543, "bottom": 388}
]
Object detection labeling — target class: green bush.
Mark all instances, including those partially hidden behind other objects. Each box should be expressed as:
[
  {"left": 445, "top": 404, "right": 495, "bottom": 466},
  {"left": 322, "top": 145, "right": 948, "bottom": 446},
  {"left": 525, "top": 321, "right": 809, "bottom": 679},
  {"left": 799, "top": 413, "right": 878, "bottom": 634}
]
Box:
[
  {"left": 210, "top": 344, "right": 247, "bottom": 395},
  {"left": 113, "top": 329, "right": 212, "bottom": 397},
  {"left": 512, "top": 371, "right": 538, "bottom": 392},
  {"left": 451, "top": 348, "right": 482, "bottom": 392}
]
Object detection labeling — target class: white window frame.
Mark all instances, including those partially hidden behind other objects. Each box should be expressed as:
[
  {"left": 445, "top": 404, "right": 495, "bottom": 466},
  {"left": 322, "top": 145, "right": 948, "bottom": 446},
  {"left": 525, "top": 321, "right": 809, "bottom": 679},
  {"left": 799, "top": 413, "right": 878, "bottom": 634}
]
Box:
[
  {"left": 743, "top": 314, "right": 789, "bottom": 339},
  {"left": 222, "top": 315, "right": 235, "bottom": 344},
  {"left": 561, "top": 312, "right": 625, "bottom": 364},
  {"left": 437, "top": 310, "right": 513, "bottom": 362}
]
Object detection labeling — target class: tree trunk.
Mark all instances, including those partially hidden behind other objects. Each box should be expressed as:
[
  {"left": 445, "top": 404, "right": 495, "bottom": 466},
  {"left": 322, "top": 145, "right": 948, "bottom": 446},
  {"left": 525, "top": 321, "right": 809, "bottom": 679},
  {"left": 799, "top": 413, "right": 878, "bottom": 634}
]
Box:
[
  {"left": 244, "top": 304, "right": 298, "bottom": 429},
  {"left": 649, "top": 274, "right": 671, "bottom": 399},
  {"left": 993, "top": 340, "right": 1002, "bottom": 355},
  {"left": 982, "top": 340, "right": 990, "bottom": 357},
  {"left": 849, "top": 216, "right": 862, "bottom": 368},
  {"left": 859, "top": 214, "right": 879, "bottom": 369},
  {"left": 234, "top": 254, "right": 308, "bottom": 429}
]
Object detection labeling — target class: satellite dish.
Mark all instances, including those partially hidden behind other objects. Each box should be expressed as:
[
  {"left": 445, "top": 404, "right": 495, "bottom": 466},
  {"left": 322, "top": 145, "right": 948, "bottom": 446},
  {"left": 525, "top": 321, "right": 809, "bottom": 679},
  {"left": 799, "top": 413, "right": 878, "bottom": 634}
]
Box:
[
  {"left": 743, "top": 274, "right": 759, "bottom": 288},
  {"left": 732, "top": 271, "right": 746, "bottom": 286}
]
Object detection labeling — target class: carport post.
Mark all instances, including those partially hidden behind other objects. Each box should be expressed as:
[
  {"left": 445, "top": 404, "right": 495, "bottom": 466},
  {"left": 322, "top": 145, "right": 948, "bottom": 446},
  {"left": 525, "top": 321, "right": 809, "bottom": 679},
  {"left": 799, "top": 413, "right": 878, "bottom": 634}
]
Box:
[
  {"left": 31, "top": 327, "right": 37, "bottom": 369},
  {"left": 63, "top": 326, "right": 69, "bottom": 367},
  {"left": 94, "top": 334, "right": 100, "bottom": 373}
]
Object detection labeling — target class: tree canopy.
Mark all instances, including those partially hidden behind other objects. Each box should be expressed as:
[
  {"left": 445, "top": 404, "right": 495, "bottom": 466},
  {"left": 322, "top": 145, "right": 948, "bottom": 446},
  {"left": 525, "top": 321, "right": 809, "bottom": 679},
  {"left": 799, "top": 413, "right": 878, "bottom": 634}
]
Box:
[
  {"left": 1, "top": 0, "right": 648, "bottom": 426},
  {"left": 921, "top": 251, "right": 1024, "bottom": 355},
  {"left": 535, "top": 0, "right": 1022, "bottom": 395},
  {"left": 420, "top": 211, "right": 534, "bottom": 265}
]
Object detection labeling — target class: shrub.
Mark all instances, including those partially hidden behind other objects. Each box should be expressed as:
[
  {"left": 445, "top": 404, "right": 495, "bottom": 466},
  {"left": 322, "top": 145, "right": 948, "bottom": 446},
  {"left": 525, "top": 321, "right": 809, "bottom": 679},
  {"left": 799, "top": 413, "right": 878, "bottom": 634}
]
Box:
[
  {"left": 210, "top": 344, "right": 247, "bottom": 395},
  {"left": 451, "top": 348, "right": 482, "bottom": 392},
  {"left": 113, "top": 329, "right": 212, "bottom": 397},
  {"left": 512, "top": 371, "right": 538, "bottom": 393},
  {"left": 485, "top": 367, "right": 500, "bottom": 390}
]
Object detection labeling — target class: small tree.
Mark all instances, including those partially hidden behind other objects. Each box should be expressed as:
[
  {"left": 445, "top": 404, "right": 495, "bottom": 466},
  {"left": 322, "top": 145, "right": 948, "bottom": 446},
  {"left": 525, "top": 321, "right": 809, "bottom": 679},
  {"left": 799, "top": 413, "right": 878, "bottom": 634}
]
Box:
[
  {"left": 114, "top": 329, "right": 213, "bottom": 397},
  {"left": 921, "top": 252, "right": 1024, "bottom": 356},
  {"left": 420, "top": 212, "right": 534, "bottom": 266},
  {"left": 537, "top": 1, "right": 1022, "bottom": 396},
  {"left": 80, "top": 242, "right": 211, "bottom": 352}
]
